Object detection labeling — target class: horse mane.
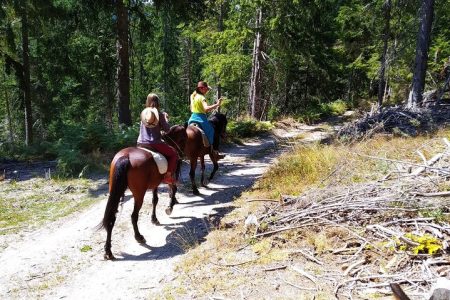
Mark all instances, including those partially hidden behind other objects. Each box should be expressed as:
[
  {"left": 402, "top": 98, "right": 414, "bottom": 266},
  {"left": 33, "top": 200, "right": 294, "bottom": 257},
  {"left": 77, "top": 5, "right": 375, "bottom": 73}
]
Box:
[
  {"left": 209, "top": 113, "right": 227, "bottom": 130},
  {"left": 169, "top": 124, "right": 185, "bottom": 132}
]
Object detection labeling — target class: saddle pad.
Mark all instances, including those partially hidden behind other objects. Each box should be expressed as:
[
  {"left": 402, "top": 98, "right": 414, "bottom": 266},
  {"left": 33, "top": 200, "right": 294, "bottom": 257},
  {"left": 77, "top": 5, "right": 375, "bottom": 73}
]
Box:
[
  {"left": 189, "top": 123, "right": 210, "bottom": 147},
  {"left": 137, "top": 147, "right": 168, "bottom": 174}
]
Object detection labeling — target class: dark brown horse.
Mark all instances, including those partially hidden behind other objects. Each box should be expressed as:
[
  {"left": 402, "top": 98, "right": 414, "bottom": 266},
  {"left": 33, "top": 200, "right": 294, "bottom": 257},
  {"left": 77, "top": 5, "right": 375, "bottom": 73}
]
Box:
[
  {"left": 183, "top": 113, "right": 228, "bottom": 195},
  {"left": 102, "top": 125, "right": 187, "bottom": 260}
]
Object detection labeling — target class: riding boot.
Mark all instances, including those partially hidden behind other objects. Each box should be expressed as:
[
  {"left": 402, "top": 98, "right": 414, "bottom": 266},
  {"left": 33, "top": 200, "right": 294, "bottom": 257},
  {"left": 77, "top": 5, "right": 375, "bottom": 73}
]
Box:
[{"left": 210, "top": 146, "right": 225, "bottom": 160}]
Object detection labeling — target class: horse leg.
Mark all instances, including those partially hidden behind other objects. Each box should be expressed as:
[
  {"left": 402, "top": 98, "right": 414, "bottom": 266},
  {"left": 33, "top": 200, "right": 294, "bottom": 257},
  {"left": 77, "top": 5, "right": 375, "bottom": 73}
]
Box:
[
  {"left": 131, "top": 191, "right": 146, "bottom": 243},
  {"left": 190, "top": 158, "right": 200, "bottom": 195},
  {"left": 209, "top": 154, "right": 219, "bottom": 181},
  {"left": 165, "top": 184, "right": 179, "bottom": 215},
  {"left": 200, "top": 156, "right": 207, "bottom": 187},
  {"left": 151, "top": 188, "right": 160, "bottom": 225},
  {"left": 104, "top": 215, "right": 116, "bottom": 260}
]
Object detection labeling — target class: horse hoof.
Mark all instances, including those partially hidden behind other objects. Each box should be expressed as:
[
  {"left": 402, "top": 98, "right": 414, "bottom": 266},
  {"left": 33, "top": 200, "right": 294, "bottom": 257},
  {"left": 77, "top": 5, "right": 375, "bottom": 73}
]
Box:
[
  {"left": 152, "top": 218, "right": 160, "bottom": 226},
  {"left": 193, "top": 189, "right": 200, "bottom": 195},
  {"left": 136, "top": 235, "right": 146, "bottom": 243},
  {"left": 165, "top": 207, "right": 173, "bottom": 215},
  {"left": 104, "top": 253, "right": 116, "bottom": 260}
]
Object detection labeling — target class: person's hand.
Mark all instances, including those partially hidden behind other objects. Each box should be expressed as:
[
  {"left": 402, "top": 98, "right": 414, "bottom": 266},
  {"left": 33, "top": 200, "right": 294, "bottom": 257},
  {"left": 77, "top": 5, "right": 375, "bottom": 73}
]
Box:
[
  {"left": 217, "top": 98, "right": 223, "bottom": 106},
  {"left": 162, "top": 112, "right": 169, "bottom": 121}
]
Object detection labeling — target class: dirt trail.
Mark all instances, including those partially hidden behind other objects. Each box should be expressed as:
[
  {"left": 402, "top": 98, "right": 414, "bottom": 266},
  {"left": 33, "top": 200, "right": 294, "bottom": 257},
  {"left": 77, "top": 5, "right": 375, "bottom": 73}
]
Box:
[{"left": 0, "top": 124, "right": 333, "bottom": 299}]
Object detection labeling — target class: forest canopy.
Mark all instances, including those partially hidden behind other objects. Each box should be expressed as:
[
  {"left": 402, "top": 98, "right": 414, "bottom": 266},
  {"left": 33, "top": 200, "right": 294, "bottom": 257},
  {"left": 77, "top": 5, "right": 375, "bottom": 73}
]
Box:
[{"left": 0, "top": 0, "right": 449, "bottom": 172}]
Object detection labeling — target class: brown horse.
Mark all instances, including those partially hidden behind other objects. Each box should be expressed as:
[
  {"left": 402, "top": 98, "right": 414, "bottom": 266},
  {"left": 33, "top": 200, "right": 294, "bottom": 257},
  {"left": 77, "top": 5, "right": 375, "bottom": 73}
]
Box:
[
  {"left": 102, "top": 125, "right": 187, "bottom": 260},
  {"left": 183, "top": 113, "right": 228, "bottom": 195}
]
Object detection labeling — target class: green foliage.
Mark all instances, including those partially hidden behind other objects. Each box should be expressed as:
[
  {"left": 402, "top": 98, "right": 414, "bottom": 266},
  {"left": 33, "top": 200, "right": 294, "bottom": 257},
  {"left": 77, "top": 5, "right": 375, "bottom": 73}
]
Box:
[
  {"left": 0, "top": 121, "right": 139, "bottom": 177},
  {"left": 296, "top": 109, "right": 323, "bottom": 125},
  {"left": 52, "top": 123, "right": 139, "bottom": 177},
  {"left": 56, "top": 148, "right": 86, "bottom": 178},
  {"left": 0, "top": 0, "right": 449, "bottom": 162},
  {"left": 325, "top": 100, "right": 348, "bottom": 116},
  {"left": 227, "top": 119, "right": 273, "bottom": 139},
  {"left": 419, "top": 208, "right": 446, "bottom": 222},
  {"left": 295, "top": 100, "right": 349, "bottom": 124}
]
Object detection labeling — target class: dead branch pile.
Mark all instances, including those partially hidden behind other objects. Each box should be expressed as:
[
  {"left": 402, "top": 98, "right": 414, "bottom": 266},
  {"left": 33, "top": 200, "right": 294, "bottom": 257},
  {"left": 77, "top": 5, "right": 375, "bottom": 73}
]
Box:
[
  {"left": 337, "top": 106, "right": 450, "bottom": 142},
  {"left": 253, "top": 139, "right": 450, "bottom": 299}
]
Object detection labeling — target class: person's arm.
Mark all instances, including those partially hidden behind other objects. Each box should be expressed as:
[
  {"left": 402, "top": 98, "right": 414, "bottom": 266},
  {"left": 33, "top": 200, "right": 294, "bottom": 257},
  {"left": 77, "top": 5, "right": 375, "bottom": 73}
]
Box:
[
  {"left": 159, "top": 112, "right": 171, "bottom": 132},
  {"left": 202, "top": 98, "right": 222, "bottom": 112}
]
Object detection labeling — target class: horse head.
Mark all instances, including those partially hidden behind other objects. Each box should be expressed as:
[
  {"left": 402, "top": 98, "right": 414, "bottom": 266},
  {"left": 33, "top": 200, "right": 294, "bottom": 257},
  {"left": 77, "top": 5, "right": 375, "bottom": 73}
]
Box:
[
  {"left": 209, "top": 113, "right": 228, "bottom": 139},
  {"left": 163, "top": 125, "right": 187, "bottom": 156}
]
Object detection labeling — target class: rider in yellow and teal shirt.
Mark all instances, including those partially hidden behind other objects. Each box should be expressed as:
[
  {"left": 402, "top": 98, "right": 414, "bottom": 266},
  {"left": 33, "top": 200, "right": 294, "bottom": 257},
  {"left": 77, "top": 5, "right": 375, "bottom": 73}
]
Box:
[{"left": 188, "top": 81, "right": 224, "bottom": 159}]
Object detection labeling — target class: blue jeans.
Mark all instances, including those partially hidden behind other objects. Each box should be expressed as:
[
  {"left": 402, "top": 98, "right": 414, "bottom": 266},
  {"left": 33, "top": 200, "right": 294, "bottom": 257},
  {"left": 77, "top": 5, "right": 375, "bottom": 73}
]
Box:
[{"left": 188, "top": 113, "right": 214, "bottom": 145}]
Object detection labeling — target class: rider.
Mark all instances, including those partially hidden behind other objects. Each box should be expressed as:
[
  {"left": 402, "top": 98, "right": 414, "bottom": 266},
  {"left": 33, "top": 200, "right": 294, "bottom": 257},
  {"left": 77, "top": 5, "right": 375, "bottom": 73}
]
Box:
[
  {"left": 188, "top": 81, "right": 225, "bottom": 160},
  {"left": 137, "top": 93, "right": 178, "bottom": 185}
]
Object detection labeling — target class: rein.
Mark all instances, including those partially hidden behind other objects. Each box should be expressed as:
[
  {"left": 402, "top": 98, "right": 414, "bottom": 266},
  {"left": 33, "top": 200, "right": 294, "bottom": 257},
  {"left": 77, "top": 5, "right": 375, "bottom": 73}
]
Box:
[{"left": 163, "top": 133, "right": 185, "bottom": 158}]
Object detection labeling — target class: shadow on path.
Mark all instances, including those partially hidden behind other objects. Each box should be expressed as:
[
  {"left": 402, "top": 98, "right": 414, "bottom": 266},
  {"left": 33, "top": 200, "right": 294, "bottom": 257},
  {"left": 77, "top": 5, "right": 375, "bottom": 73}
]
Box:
[{"left": 111, "top": 136, "right": 280, "bottom": 261}]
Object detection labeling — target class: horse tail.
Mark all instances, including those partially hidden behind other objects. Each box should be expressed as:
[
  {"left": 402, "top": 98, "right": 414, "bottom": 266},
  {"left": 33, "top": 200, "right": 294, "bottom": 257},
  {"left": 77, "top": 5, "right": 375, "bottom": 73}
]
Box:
[{"left": 102, "top": 156, "right": 130, "bottom": 229}]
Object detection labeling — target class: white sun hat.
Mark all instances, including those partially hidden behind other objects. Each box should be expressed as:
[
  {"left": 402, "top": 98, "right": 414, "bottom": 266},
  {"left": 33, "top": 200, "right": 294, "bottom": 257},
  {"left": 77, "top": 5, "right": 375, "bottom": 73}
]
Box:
[{"left": 140, "top": 107, "right": 160, "bottom": 128}]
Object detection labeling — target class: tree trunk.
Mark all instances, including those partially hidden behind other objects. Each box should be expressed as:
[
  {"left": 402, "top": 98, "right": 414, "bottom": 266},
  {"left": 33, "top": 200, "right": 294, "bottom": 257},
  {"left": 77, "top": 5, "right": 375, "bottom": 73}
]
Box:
[
  {"left": 304, "top": 65, "right": 309, "bottom": 105},
  {"left": 347, "top": 68, "right": 354, "bottom": 104},
  {"left": 216, "top": 1, "right": 225, "bottom": 112},
  {"left": 184, "top": 38, "right": 193, "bottom": 108},
  {"left": 283, "top": 72, "right": 289, "bottom": 111},
  {"left": 248, "top": 8, "right": 263, "bottom": 119},
  {"left": 377, "top": 0, "right": 391, "bottom": 109},
  {"left": 161, "top": 3, "right": 170, "bottom": 110},
  {"left": 407, "top": 0, "right": 435, "bottom": 108},
  {"left": 116, "top": 0, "right": 132, "bottom": 126},
  {"left": 21, "top": 2, "right": 32, "bottom": 145},
  {"left": 3, "top": 72, "right": 14, "bottom": 143}
]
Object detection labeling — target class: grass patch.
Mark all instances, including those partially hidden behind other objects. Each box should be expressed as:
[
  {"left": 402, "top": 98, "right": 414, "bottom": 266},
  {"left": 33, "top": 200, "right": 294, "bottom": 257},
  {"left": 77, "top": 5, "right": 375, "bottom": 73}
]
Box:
[
  {"left": 295, "top": 100, "right": 349, "bottom": 124},
  {"left": 227, "top": 118, "right": 273, "bottom": 142},
  {"left": 251, "top": 144, "right": 343, "bottom": 198},
  {"left": 168, "top": 226, "right": 200, "bottom": 253},
  {"left": 248, "top": 128, "right": 450, "bottom": 199},
  {"left": 0, "top": 178, "right": 103, "bottom": 235},
  {"left": 80, "top": 245, "right": 92, "bottom": 252},
  {"left": 419, "top": 208, "right": 449, "bottom": 222}
]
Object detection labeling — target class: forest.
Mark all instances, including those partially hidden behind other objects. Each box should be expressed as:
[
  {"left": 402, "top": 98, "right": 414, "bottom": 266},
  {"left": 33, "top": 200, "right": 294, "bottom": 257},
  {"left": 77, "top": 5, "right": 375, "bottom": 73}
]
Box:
[{"left": 1, "top": 0, "right": 449, "bottom": 175}]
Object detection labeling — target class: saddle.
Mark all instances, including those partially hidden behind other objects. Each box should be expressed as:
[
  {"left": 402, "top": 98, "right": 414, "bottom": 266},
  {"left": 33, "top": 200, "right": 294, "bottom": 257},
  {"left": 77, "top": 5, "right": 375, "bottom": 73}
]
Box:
[
  {"left": 189, "top": 123, "right": 210, "bottom": 147},
  {"left": 137, "top": 147, "right": 168, "bottom": 174}
]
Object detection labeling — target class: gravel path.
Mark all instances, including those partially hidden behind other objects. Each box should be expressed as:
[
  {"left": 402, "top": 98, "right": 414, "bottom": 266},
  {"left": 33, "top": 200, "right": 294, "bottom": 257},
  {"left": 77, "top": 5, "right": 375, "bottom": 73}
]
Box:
[{"left": 0, "top": 127, "right": 331, "bottom": 300}]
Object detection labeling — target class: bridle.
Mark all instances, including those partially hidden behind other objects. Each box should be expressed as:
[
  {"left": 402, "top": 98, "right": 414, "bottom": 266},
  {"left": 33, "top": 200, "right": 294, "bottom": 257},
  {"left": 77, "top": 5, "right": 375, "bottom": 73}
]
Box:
[{"left": 162, "top": 130, "right": 185, "bottom": 158}]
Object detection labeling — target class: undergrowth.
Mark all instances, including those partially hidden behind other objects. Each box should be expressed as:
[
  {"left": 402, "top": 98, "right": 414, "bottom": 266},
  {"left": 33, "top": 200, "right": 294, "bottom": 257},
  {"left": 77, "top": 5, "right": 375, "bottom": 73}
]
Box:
[
  {"left": 1, "top": 118, "right": 273, "bottom": 177},
  {"left": 1, "top": 122, "right": 139, "bottom": 177},
  {"left": 295, "top": 99, "right": 349, "bottom": 124},
  {"left": 226, "top": 118, "right": 273, "bottom": 143}
]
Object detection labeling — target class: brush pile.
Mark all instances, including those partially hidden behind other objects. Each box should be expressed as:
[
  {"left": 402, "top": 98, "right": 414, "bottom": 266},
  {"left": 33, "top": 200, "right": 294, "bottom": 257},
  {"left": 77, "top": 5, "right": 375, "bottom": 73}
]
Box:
[
  {"left": 253, "top": 138, "right": 450, "bottom": 299},
  {"left": 337, "top": 105, "right": 450, "bottom": 142}
]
